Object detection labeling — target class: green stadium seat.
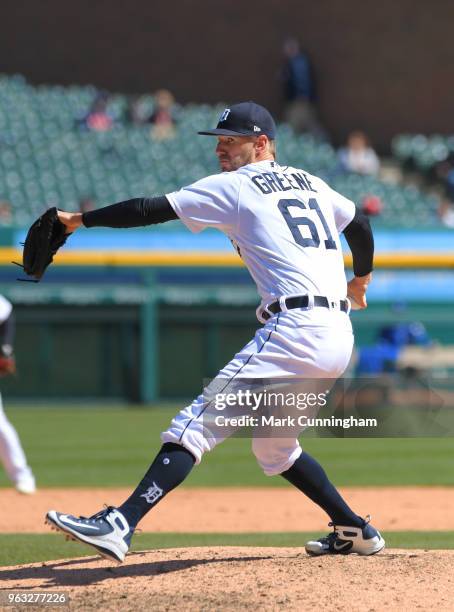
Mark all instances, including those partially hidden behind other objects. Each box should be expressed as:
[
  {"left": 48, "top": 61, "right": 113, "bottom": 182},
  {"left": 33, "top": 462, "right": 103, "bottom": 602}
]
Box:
[{"left": 0, "top": 74, "right": 446, "bottom": 227}]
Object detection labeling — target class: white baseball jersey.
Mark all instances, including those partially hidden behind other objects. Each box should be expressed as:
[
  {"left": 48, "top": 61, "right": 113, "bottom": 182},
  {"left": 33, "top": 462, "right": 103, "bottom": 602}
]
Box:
[
  {"left": 167, "top": 160, "right": 355, "bottom": 309},
  {"left": 163, "top": 160, "right": 357, "bottom": 474}
]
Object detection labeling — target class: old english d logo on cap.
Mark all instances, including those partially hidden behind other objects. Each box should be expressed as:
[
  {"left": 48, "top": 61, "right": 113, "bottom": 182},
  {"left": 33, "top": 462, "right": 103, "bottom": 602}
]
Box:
[
  {"left": 219, "top": 108, "right": 231, "bottom": 122},
  {"left": 198, "top": 102, "right": 276, "bottom": 138}
]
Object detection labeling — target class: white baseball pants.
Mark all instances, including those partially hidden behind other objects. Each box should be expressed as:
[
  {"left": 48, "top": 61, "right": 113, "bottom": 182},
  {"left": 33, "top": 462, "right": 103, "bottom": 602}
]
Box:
[
  {"left": 162, "top": 308, "right": 353, "bottom": 476},
  {"left": 0, "top": 394, "right": 35, "bottom": 485}
]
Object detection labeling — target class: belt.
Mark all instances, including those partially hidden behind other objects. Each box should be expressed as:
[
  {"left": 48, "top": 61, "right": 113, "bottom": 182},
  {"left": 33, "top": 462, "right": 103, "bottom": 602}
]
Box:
[{"left": 261, "top": 295, "right": 348, "bottom": 321}]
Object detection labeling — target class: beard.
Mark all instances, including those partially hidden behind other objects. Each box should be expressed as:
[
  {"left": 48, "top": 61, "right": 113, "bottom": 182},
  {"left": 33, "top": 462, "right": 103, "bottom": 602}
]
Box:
[{"left": 219, "top": 150, "right": 255, "bottom": 172}]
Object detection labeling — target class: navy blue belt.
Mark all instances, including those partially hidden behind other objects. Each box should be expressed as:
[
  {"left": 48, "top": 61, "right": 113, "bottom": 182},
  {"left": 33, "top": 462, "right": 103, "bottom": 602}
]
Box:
[{"left": 261, "top": 295, "right": 348, "bottom": 321}]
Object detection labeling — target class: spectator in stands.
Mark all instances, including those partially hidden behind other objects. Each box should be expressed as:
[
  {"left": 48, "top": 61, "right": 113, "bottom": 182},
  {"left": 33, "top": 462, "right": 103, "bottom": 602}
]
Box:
[
  {"left": 436, "top": 153, "right": 454, "bottom": 227},
  {"left": 280, "top": 37, "right": 327, "bottom": 140},
  {"left": 361, "top": 194, "right": 383, "bottom": 217},
  {"left": 338, "top": 131, "right": 380, "bottom": 176},
  {"left": 149, "top": 89, "right": 176, "bottom": 140},
  {"left": 78, "top": 91, "right": 113, "bottom": 132},
  {"left": 437, "top": 200, "right": 454, "bottom": 228},
  {"left": 0, "top": 200, "right": 12, "bottom": 224},
  {"left": 127, "top": 95, "right": 148, "bottom": 125},
  {"left": 127, "top": 89, "right": 177, "bottom": 140},
  {"left": 78, "top": 197, "right": 95, "bottom": 214}
]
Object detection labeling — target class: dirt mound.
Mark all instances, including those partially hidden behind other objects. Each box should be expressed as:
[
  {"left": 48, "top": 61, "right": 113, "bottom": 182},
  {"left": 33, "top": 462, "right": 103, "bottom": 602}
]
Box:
[{"left": 2, "top": 548, "right": 454, "bottom": 611}]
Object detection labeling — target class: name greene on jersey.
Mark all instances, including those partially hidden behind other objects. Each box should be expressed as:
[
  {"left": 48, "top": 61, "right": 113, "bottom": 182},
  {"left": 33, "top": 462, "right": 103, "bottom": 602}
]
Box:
[
  {"left": 250, "top": 169, "right": 316, "bottom": 195},
  {"left": 167, "top": 160, "right": 356, "bottom": 309}
]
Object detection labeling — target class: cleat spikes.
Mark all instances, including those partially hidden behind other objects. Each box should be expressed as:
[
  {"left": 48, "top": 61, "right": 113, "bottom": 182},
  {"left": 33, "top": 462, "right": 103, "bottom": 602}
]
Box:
[{"left": 45, "top": 508, "right": 131, "bottom": 563}]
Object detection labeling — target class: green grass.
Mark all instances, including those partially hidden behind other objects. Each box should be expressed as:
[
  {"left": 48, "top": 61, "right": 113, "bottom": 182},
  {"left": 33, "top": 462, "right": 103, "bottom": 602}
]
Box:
[
  {"left": 1, "top": 532, "right": 453, "bottom": 567},
  {"left": 0, "top": 406, "right": 453, "bottom": 488}
]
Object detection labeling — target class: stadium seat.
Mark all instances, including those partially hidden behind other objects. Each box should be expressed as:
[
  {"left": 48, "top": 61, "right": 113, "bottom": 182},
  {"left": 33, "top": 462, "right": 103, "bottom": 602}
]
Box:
[{"left": 0, "top": 74, "right": 443, "bottom": 227}]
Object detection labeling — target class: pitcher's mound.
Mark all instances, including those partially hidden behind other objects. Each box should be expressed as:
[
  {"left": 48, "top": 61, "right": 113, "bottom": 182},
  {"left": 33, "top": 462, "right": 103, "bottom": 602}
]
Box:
[{"left": 2, "top": 547, "right": 453, "bottom": 611}]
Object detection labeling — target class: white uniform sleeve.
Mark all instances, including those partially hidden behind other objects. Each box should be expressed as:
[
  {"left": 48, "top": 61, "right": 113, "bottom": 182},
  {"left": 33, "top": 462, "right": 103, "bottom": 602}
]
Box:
[
  {"left": 329, "top": 188, "right": 356, "bottom": 232},
  {"left": 166, "top": 173, "right": 241, "bottom": 234}
]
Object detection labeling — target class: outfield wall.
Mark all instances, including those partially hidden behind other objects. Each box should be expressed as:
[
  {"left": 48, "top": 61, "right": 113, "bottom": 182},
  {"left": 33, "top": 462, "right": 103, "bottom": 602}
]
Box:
[{"left": 1, "top": 261, "right": 454, "bottom": 402}]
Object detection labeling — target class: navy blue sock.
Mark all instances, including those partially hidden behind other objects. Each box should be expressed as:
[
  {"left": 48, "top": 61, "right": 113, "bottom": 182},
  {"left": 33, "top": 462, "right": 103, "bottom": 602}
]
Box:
[
  {"left": 118, "top": 442, "right": 195, "bottom": 529},
  {"left": 281, "top": 451, "right": 364, "bottom": 527}
]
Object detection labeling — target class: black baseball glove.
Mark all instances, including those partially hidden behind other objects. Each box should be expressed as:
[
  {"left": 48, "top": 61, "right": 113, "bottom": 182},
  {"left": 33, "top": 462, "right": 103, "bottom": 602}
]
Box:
[{"left": 21, "top": 207, "right": 71, "bottom": 280}]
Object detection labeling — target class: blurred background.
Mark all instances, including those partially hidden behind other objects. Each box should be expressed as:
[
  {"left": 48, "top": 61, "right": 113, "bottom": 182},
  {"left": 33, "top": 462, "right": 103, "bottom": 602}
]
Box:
[{"left": 0, "top": 0, "right": 453, "bottom": 405}]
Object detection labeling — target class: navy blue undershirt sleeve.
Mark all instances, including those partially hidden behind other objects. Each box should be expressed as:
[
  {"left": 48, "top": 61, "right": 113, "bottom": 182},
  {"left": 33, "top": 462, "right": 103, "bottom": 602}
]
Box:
[
  {"left": 342, "top": 208, "right": 374, "bottom": 277},
  {"left": 82, "top": 196, "right": 178, "bottom": 228}
]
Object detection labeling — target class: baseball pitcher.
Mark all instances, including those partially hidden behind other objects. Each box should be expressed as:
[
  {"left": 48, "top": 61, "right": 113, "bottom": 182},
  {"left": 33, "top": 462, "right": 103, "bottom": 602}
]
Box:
[{"left": 43, "top": 102, "right": 384, "bottom": 562}]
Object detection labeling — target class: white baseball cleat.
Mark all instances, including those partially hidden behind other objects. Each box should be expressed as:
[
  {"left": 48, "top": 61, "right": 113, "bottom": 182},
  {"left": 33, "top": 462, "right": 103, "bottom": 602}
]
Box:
[
  {"left": 305, "top": 516, "right": 385, "bottom": 556},
  {"left": 15, "top": 474, "right": 36, "bottom": 495},
  {"left": 45, "top": 506, "right": 133, "bottom": 563}
]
